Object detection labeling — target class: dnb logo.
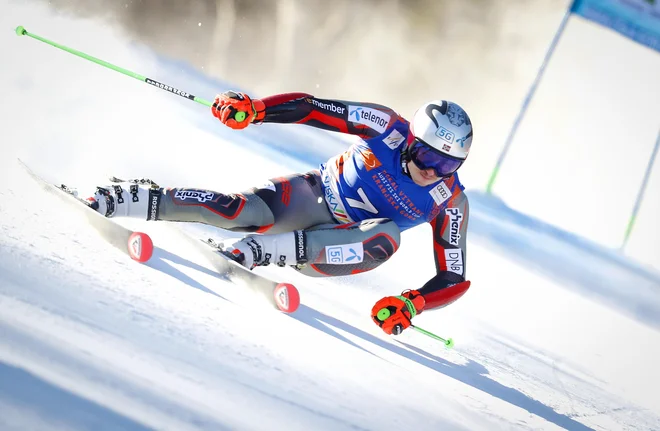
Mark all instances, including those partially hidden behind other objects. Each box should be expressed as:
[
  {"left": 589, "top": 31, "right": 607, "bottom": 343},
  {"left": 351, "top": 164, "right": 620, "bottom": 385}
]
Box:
[
  {"left": 171, "top": 189, "right": 245, "bottom": 219},
  {"left": 444, "top": 248, "right": 464, "bottom": 275}
]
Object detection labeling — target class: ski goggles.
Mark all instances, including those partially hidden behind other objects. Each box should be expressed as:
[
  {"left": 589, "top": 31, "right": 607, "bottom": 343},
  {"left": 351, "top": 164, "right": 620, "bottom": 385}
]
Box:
[{"left": 409, "top": 138, "right": 464, "bottom": 178}]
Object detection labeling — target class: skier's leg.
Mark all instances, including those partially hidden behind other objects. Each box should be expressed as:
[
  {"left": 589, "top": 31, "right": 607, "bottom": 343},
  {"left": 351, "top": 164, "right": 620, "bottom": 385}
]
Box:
[
  {"left": 87, "top": 171, "right": 334, "bottom": 233},
  {"left": 294, "top": 218, "right": 401, "bottom": 277},
  {"left": 160, "top": 171, "right": 334, "bottom": 234},
  {"left": 230, "top": 216, "right": 400, "bottom": 272}
]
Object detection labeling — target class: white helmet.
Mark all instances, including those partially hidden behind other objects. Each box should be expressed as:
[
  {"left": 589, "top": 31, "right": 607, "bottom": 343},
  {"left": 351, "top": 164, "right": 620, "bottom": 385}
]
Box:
[{"left": 408, "top": 100, "right": 473, "bottom": 177}]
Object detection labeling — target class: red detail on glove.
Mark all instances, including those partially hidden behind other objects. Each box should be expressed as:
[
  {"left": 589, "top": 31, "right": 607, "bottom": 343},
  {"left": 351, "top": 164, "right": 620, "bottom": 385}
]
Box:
[
  {"left": 211, "top": 91, "right": 265, "bottom": 129},
  {"left": 422, "top": 280, "right": 471, "bottom": 310},
  {"left": 371, "top": 290, "right": 425, "bottom": 335}
]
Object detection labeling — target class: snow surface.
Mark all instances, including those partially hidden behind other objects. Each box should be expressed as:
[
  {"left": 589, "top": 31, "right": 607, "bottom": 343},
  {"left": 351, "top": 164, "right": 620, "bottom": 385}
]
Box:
[{"left": 1, "top": 1, "right": 660, "bottom": 430}]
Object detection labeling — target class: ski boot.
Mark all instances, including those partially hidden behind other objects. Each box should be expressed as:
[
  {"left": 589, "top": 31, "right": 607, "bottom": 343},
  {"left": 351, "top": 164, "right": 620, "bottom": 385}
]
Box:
[
  {"left": 85, "top": 178, "right": 161, "bottom": 220},
  {"left": 222, "top": 231, "right": 304, "bottom": 270}
]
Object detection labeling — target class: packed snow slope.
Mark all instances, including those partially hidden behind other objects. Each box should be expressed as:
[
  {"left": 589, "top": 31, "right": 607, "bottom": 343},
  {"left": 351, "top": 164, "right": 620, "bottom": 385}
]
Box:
[{"left": 1, "top": 2, "right": 660, "bottom": 430}]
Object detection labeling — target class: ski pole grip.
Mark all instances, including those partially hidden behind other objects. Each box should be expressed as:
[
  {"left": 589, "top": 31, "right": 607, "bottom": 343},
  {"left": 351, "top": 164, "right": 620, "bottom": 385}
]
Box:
[
  {"left": 234, "top": 111, "right": 247, "bottom": 123},
  {"left": 376, "top": 307, "right": 391, "bottom": 321}
]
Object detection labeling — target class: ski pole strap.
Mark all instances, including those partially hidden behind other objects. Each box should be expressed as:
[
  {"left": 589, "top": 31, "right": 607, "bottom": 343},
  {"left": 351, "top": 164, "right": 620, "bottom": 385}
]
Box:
[
  {"left": 396, "top": 295, "right": 418, "bottom": 319},
  {"left": 14, "top": 25, "right": 213, "bottom": 107}
]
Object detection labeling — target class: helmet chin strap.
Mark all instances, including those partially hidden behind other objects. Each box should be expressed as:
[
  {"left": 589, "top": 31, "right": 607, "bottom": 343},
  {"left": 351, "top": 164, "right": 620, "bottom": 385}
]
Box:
[{"left": 400, "top": 148, "right": 412, "bottom": 178}]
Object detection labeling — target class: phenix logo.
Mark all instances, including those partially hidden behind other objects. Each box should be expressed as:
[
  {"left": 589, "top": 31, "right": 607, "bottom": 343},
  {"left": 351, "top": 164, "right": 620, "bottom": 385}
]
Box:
[
  {"left": 174, "top": 190, "right": 215, "bottom": 203},
  {"left": 446, "top": 208, "right": 463, "bottom": 245}
]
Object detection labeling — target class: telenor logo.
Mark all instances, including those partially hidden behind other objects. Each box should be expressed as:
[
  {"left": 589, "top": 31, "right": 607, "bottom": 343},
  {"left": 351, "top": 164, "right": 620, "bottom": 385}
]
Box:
[
  {"left": 325, "top": 242, "right": 364, "bottom": 264},
  {"left": 350, "top": 107, "right": 362, "bottom": 122},
  {"left": 348, "top": 106, "right": 391, "bottom": 133}
]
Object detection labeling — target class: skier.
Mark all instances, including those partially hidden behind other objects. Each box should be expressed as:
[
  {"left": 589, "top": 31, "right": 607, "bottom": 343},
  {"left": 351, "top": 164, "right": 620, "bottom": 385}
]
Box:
[{"left": 87, "top": 91, "right": 473, "bottom": 336}]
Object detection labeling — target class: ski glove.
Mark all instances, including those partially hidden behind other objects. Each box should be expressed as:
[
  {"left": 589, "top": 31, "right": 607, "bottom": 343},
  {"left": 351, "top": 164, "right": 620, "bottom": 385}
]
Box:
[
  {"left": 211, "top": 91, "right": 265, "bottom": 130},
  {"left": 371, "top": 290, "right": 425, "bottom": 335}
]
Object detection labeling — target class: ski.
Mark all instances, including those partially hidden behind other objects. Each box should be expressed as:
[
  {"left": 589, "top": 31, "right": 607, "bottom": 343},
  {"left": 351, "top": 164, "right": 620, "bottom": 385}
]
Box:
[
  {"left": 19, "top": 159, "right": 298, "bottom": 312},
  {"left": 182, "top": 234, "right": 300, "bottom": 314},
  {"left": 18, "top": 159, "right": 154, "bottom": 263}
]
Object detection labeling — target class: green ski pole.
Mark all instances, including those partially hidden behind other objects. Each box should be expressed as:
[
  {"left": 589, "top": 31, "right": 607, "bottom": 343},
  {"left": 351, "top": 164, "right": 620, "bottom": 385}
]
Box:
[
  {"left": 411, "top": 324, "right": 454, "bottom": 348},
  {"left": 14, "top": 25, "right": 249, "bottom": 123}
]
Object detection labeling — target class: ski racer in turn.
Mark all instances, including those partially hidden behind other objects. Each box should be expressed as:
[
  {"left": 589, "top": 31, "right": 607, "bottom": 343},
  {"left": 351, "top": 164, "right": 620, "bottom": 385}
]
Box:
[{"left": 87, "top": 91, "right": 474, "bottom": 336}]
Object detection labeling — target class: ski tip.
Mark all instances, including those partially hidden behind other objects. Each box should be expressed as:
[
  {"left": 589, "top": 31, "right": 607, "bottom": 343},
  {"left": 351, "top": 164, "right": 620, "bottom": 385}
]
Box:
[
  {"left": 273, "top": 283, "right": 300, "bottom": 313},
  {"left": 128, "top": 232, "right": 154, "bottom": 263},
  {"left": 445, "top": 338, "right": 455, "bottom": 349}
]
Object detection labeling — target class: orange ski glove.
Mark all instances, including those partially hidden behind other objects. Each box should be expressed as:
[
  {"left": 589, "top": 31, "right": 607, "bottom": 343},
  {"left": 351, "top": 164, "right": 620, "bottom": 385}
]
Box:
[
  {"left": 371, "top": 290, "right": 426, "bottom": 335},
  {"left": 211, "top": 90, "right": 265, "bottom": 130}
]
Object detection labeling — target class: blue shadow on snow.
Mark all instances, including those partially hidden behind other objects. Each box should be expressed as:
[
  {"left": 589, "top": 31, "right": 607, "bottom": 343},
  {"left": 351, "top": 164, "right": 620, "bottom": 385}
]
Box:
[
  {"left": 0, "top": 361, "right": 152, "bottom": 431},
  {"left": 291, "top": 304, "right": 595, "bottom": 431},
  {"left": 146, "top": 246, "right": 230, "bottom": 301},
  {"left": 466, "top": 191, "right": 660, "bottom": 328}
]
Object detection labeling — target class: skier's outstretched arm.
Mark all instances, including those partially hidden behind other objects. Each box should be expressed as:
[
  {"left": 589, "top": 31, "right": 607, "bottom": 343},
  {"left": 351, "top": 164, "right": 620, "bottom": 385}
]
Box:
[
  {"left": 418, "top": 192, "right": 471, "bottom": 310},
  {"left": 371, "top": 192, "right": 471, "bottom": 335},
  {"left": 211, "top": 90, "right": 406, "bottom": 139}
]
